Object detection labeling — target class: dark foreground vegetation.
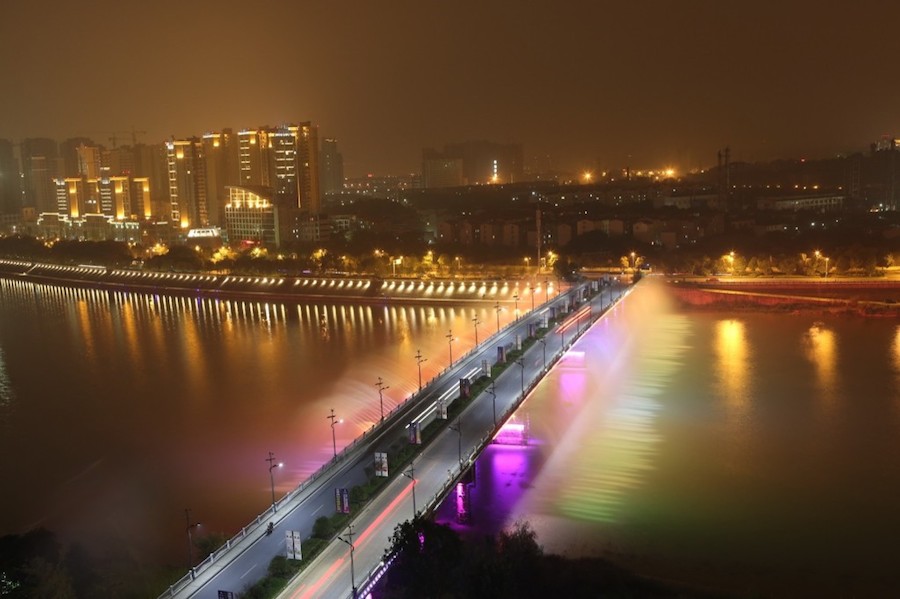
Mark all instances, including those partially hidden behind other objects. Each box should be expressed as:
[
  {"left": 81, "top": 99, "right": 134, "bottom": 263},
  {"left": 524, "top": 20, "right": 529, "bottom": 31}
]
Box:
[
  {"left": 0, "top": 529, "right": 183, "bottom": 598},
  {"left": 377, "top": 519, "right": 722, "bottom": 599}
]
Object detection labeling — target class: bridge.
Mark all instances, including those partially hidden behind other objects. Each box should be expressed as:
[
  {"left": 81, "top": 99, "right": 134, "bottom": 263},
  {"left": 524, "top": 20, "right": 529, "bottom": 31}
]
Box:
[{"left": 157, "top": 277, "right": 629, "bottom": 598}]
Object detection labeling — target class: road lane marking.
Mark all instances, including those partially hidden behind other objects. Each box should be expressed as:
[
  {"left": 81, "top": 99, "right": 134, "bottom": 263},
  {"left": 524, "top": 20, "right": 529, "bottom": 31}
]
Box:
[{"left": 240, "top": 564, "right": 257, "bottom": 579}]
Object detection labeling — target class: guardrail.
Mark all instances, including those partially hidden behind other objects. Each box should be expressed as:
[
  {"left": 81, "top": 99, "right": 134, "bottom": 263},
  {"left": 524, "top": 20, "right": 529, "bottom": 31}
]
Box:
[
  {"left": 352, "top": 284, "right": 628, "bottom": 597},
  {"left": 158, "top": 287, "right": 586, "bottom": 598}
]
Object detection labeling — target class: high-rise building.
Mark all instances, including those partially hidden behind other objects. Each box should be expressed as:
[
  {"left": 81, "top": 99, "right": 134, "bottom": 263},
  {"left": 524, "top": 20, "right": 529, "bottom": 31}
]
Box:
[
  {"left": 133, "top": 143, "right": 170, "bottom": 219},
  {"left": 59, "top": 137, "right": 95, "bottom": 177},
  {"left": 166, "top": 139, "right": 208, "bottom": 229},
  {"left": 0, "top": 139, "right": 19, "bottom": 214},
  {"left": 422, "top": 141, "right": 524, "bottom": 188},
  {"left": 422, "top": 152, "right": 464, "bottom": 188},
  {"left": 271, "top": 126, "right": 299, "bottom": 205},
  {"left": 20, "top": 138, "right": 59, "bottom": 213},
  {"left": 98, "top": 176, "right": 132, "bottom": 220},
  {"left": 237, "top": 129, "right": 271, "bottom": 188},
  {"left": 202, "top": 129, "right": 238, "bottom": 228},
  {"left": 131, "top": 177, "right": 152, "bottom": 220},
  {"left": 296, "top": 122, "right": 320, "bottom": 214},
  {"left": 320, "top": 138, "right": 344, "bottom": 195},
  {"left": 224, "top": 185, "right": 280, "bottom": 246},
  {"left": 76, "top": 144, "right": 102, "bottom": 178}
]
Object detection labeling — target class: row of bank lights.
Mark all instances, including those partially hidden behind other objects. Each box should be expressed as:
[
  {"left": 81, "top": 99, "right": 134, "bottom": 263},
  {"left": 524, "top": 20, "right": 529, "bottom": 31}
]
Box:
[{"left": 18, "top": 262, "right": 553, "bottom": 296}]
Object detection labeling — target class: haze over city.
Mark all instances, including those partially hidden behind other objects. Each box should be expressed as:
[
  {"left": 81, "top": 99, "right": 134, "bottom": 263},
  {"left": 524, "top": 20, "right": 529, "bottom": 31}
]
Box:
[{"left": 3, "top": 1, "right": 900, "bottom": 176}]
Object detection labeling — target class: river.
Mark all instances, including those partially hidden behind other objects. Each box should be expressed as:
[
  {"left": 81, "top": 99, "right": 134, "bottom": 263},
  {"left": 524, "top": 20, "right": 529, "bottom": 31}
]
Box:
[
  {"left": 0, "top": 276, "right": 531, "bottom": 570},
  {"left": 434, "top": 277, "right": 900, "bottom": 597}
]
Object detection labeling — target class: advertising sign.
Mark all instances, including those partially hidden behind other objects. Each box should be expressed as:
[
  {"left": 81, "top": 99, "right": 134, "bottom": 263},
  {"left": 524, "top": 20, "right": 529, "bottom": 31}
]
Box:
[
  {"left": 335, "top": 488, "right": 350, "bottom": 513},
  {"left": 285, "top": 530, "right": 302, "bottom": 560},
  {"left": 408, "top": 422, "right": 421, "bottom": 445},
  {"left": 437, "top": 399, "right": 448, "bottom": 420},
  {"left": 374, "top": 452, "right": 389, "bottom": 477}
]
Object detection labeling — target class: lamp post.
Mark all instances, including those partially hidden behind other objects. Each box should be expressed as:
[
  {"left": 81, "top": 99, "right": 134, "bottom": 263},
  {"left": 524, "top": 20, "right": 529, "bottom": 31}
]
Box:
[
  {"left": 449, "top": 418, "right": 462, "bottom": 465},
  {"left": 630, "top": 251, "right": 636, "bottom": 269},
  {"left": 513, "top": 293, "right": 519, "bottom": 321},
  {"left": 472, "top": 316, "right": 480, "bottom": 346},
  {"left": 494, "top": 301, "right": 502, "bottom": 334},
  {"left": 375, "top": 377, "right": 390, "bottom": 422},
  {"left": 337, "top": 525, "right": 356, "bottom": 599},
  {"left": 402, "top": 463, "right": 417, "bottom": 517},
  {"left": 266, "top": 451, "right": 283, "bottom": 512},
  {"left": 415, "top": 349, "right": 427, "bottom": 391},
  {"left": 514, "top": 358, "right": 525, "bottom": 397},
  {"left": 529, "top": 285, "right": 535, "bottom": 313},
  {"left": 538, "top": 337, "right": 547, "bottom": 371},
  {"left": 185, "top": 508, "right": 201, "bottom": 575},
  {"left": 824, "top": 256, "right": 829, "bottom": 279},
  {"left": 327, "top": 408, "right": 340, "bottom": 458},
  {"left": 446, "top": 330, "right": 454, "bottom": 367}
]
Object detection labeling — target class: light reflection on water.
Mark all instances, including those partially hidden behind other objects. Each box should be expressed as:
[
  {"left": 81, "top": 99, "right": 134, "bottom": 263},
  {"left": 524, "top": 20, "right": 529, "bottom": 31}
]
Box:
[
  {"left": 440, "top": 279, "right": 900, "bottom": 597},
  {"left": 0, "top": 278, "right": 524, "bottom": 566}
]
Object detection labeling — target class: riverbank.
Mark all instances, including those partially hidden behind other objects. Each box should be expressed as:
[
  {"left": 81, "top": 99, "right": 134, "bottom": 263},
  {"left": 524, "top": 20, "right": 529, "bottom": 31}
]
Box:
[
  {"left": 0, "top": 258, "right": 553, "bottom": 306},
  {"left": 667, "top": 279, "right": 900, "bottom": 317}
]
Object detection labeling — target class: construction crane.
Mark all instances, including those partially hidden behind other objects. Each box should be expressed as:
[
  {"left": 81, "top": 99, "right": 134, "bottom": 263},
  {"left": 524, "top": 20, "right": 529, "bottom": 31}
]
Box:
[{"left": 107, "top": 127, "right": 147, "bottom": 148}]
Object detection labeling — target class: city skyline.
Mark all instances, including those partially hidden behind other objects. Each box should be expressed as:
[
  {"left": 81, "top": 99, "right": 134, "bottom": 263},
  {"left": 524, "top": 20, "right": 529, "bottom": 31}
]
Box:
[{"left": 2, "top": 2, "right": 900, "bottom": 177}]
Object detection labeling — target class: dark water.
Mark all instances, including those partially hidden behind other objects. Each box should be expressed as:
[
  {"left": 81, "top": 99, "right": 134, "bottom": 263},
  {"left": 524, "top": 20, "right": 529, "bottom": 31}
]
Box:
[
  {"left": 0, "top": 277, "right": 542, "bottom": 567},
  {"left": 435, "top": 279, "right": 900, "bottom": 597}
]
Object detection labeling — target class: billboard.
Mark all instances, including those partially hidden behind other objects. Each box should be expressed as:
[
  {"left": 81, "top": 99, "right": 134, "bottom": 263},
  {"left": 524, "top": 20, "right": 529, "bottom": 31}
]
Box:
[
  {"left": 408, "top": 422, "right": 421, "bottom": 445},
  {"left": 374, "top": 452, "right": 389, "bottom": 477},
  {"left": 335, "top": 488, "right": 350, "bottom": 514},
  {"left": 285, "top": 530, "right": 302, "bottom": 560}
]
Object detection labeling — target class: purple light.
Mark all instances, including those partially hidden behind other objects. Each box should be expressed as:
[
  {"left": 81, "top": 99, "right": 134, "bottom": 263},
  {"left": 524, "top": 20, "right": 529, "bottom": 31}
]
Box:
[{"left": 493, "top": 421, "right": 527, "bottom": 445}]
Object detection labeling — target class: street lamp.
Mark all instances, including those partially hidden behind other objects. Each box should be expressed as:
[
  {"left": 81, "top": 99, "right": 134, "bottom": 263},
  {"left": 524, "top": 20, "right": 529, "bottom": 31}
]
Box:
[
  {"left": 327, "top": 408, "right": 341, "bottom": 458},
  {"left": 494, "top": 301, "right": 502, "bottom": 334},
  {"left": 824, "top": 256, "right": 829, "bottom": 279},
  {"left": 529, "top": 285, "right": 535, "bottom": 313},
  {"left": 472, "top": 316, "right": 480, "bottom": 346},
  {"left": 185, "top": 508, "right": 201, "bottom": 575},
  {"left": 415, "top": 349, "right": 427, "bottom": 391},
  {"left": 446, "top": 329, "right": 455, "bottom": 367},
  {"left": 514, "top": 358, "right": 525, "bottom": 397},
  {"left": 402, "top": 463, "right": 417, "bottom": 518},
  {"left": 513, "top": 293, "right": 519, "bottom": 321},
  {"left": 449, "top": 418, "right": 462, "bottom": 465},
  {"left": 376, "top": 377, "right": 390, "bottom": 422},
  {"left": 266, "top": 452, "right": 283, "bottom": 512},
  {"left": 630, "top": 251, "right": 636, "bottom": 269},
  {"left": 337, "top": 525, "right": 356, "bottom": 599},
  {"left": 537, "top": 337, "right": 547, "bottom": 371}
]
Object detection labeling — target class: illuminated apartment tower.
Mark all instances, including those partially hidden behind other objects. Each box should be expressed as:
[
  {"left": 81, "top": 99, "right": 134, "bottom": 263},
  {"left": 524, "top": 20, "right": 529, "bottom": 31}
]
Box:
[
  {"left": 237, "top": 129, "right": 271, "bottom": 187},
  {"left": 271, "top": 126, "right": 299, "bottom": 205},
  {"left": 54, "top": 177, "right": 90, "bottom": 218},
  {"left": 295, "top": 122, "right": 320, "bottom": 214},
  {"left": 131, "top": 177, "right": 151, "bottom": 219},
  {"left": 166, "top": 139, "right": 208, "bottom": 229},
  {"left": 98, "top": 176, "right": 132, "bottom": 219}
]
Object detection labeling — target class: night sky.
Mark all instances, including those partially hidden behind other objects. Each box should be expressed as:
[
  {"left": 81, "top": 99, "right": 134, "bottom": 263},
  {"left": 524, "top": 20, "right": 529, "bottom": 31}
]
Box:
[{"left": 2, "top": 1, "right": 899, "bottom": 176}]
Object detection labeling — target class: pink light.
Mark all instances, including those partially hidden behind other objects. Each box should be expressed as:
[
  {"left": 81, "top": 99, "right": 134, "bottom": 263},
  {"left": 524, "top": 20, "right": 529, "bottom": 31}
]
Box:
[{"left": 293, "top": 480, "right": 415, "bottom": 599}]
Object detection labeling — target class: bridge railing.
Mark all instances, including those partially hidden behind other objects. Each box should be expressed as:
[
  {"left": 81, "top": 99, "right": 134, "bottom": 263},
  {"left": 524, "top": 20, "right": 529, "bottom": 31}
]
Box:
[
  {"left": 352, "top": 285, "right": 626, "bottom": 597},
  {"left": 158, "top": 292, "right": 583, "bottom": 597}
]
